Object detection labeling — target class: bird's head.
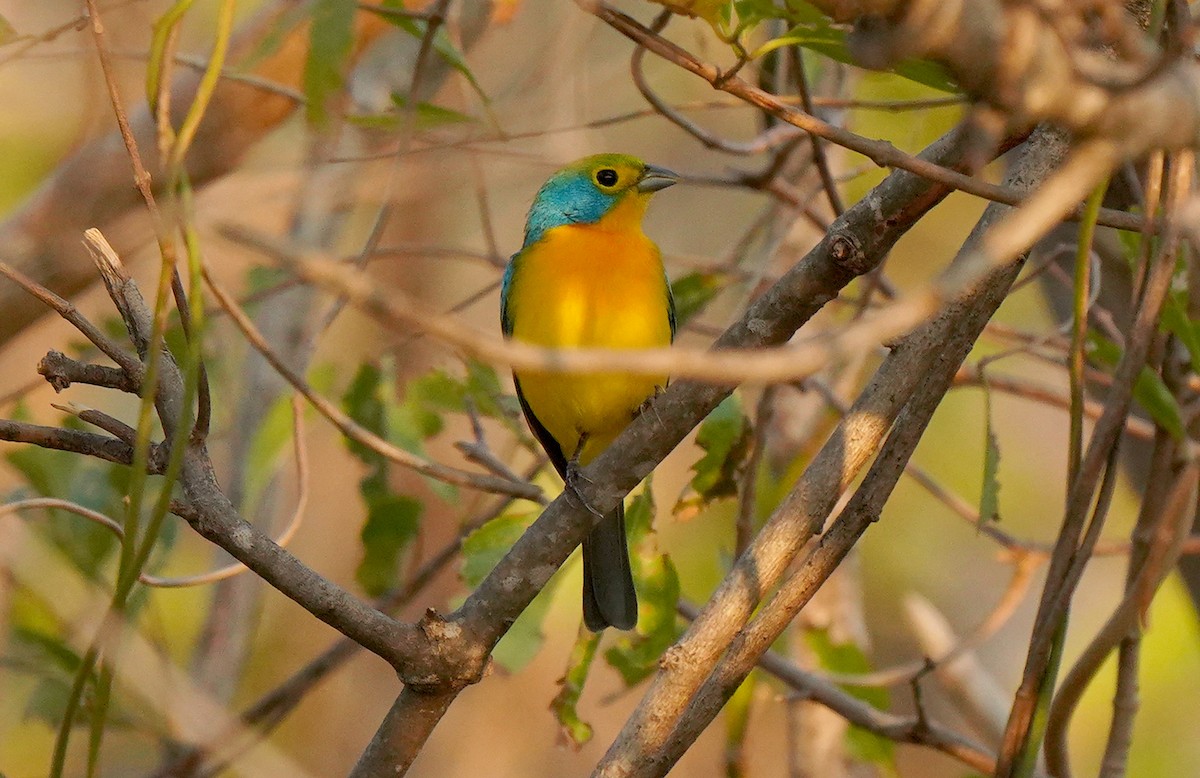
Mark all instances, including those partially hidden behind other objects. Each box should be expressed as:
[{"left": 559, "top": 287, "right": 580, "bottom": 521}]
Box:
[{"left": 522, "top": 153, "right": 678, "bottom": 246}]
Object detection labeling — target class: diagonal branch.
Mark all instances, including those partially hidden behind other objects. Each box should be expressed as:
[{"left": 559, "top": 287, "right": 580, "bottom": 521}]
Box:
[
  {"left": 349, "top": 117, "right": 1021, "bottom": 773},
  {"left": 593, "top": 125, "right": 1067, "bottom": 778}
]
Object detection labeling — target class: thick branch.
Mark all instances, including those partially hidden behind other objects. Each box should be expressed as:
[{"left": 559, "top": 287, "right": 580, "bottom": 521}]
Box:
[{"left": 805, "top": 0, "right": 1200, "bottom": 154}]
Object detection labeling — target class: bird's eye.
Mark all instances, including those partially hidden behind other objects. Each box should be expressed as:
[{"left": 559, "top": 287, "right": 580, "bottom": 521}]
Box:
[{"left": 595, "top": 168, "right": 619, "bottom": 187}]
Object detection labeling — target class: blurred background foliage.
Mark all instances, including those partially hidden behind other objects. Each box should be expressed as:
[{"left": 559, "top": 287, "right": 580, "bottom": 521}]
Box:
[{"left": 0, "top": 0, "right": 1196, "bottom": 776}]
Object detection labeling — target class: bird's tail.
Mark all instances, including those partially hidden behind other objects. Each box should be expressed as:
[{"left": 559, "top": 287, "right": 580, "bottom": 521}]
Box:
[{"left": 581, "top": 502, "right": 637, "bottom": 631}]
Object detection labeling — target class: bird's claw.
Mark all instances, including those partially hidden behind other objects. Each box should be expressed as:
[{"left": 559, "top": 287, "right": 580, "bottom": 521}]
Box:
[
  {"left": 565, "top": 461, "right": 604, "bottom": 519},
  {"left": 634, "top": 385, "right": 666, "bottom": 424}
]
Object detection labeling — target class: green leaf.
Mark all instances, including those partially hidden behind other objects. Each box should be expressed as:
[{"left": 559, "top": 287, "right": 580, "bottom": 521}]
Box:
[
  {"left": 245, "top": 265, "right": 290, "bottom": 297},
  {"left": 9, "top": 627, "right": 84, "bottom": 677},
  {"left": 8, "top": 628, "right": 91, "bottom": 728},
  {"left": 460, "top": 510, "right": 557, "bottom": 670},
  {"left": 1161, "top": 294, "right": 1200, "bottom": 371},
  {"left": 343, "top": 362, "right": 385, "bottom": 457},
  {"left": 464, "top": 359, "right": 522, "bottom": 423},
  {"left": 22, "top": 677, "right": 134, "bottom": 732},
  {"left": 357, "top": 493, "right": 422, "bottom": 596},
  {"left": 25, "top": 677, "right": 80, "bottom": 729},
  {"left": 847, "top": 719, "right": 899, "bottom": 771},
  {"left": 732, "top": 0, "right": 777, "bottom": 28},
  {"left": 5, "top": 437, "right": 124, "bottom": 577},
  {"left": 670, "top": 271, "right": 732, "bottom": 328},
  {"left": 238, "top": 2, "right": 310, "bottom": 72},
  {"left": 341, "top": 359, "right": 458, "bottom": 500},
  {"left": 1088, "top": 334, "right": 1187, "bottom": 441},
  {"left": 550, "top": 626, "right": 602, "bottom": 748},
  {"left": 804, "top": 629, "right": 887, "bottom": 708},
  {"left": 460, "top": 511, "right": 537, "bottom": 586},
  {"left": 605, "top": 483, "right": 681, "bottom": 685},
  {"left": 374, "top": 11, "right": 487, "bottom": 100},
  {"left": 242, "top": 392, "right": 297, "bottom": 517},
  {"left": 0, "top": 13, "right": 18, "bottom": 46},
  {"left": 1115, "top": 224, "right": 1144, "bottom": 267},
  {"left": 493, "top": 576, "right": 559, "bottom": 672},
  {"left": 304, "top": 0, "right": 356, "bottom": 127},
  {"left": 724, "top": 672, "right": 757, "bottom": 774},
  {"left": 348, "top": 94, "right": 475, "bottom": 130},
  {"left": 1132, "top": 369, "right": 1187, "bottom": 441},
  {"left": 804, "top": 628, "right": 896, "bottom": 769},
  {"left": 384, "top": 371, "right": 449, "bottom": 451},
  {"left": 675, "top": 394, "right": 751, "bottom": 516},
  {"left": 751, "top": 2, "right": 957, "bottom": 93},
  {"left": 342, "top": 361, "right": 441, "bottom": 593},
  {"left": 338, "top": 357, "right": 525, "bottom": 593},
  {"left": 5, "top": 439, "right": 78, "bottom": 501},
  {"left": 979, "top": 379, "right": 1001, "bottom": 524}
]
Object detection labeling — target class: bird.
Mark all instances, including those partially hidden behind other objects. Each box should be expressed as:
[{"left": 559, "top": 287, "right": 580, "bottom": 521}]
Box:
[{"left": 501, "top": 153, "right": 678, "bottom": 631}]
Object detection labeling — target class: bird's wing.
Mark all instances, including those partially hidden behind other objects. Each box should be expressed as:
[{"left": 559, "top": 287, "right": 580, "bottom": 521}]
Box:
[
  {"left": 665, "top": 267, "right": 677, "bottom": 342},
  {"left": 500, "top": 254, "right": 519, "bottom": 336},
  {"left": 514, "top": 376, "right": 569, "bottom": 479}
]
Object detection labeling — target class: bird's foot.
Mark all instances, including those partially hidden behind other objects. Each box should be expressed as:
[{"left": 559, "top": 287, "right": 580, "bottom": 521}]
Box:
[
  {"left": 634, "top": 385, "right": 666, "bottom": 423},
  {"left": 565, "top": 461, "right": 604, "bottom": 519}
]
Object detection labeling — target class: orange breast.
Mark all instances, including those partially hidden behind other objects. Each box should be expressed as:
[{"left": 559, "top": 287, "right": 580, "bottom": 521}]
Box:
[{"left": 507, "top": 216, "right": 672, "bottom": 463}]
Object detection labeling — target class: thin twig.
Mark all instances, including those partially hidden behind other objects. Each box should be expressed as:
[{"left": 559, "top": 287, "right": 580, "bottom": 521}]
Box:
[
  {"left": 675, "top": 602, "right": 999, "bottom": 774},
  {"left": 996, "top": 165, "right": 1187, "bottom": 775},
  {"left": 201, "top": 262, "right": 540, "bottom": 501},
  {"left": 580, "top": 1, "right": 1145, "bottom": 234}
]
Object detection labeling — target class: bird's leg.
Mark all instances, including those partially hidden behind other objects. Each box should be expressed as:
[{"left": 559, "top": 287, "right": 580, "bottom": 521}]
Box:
[
  {"left": 565, "top": 433, "right": 603, "bottom": 519},
  {"left": 634, "top": 385, "right": 666, "bottom": 427}
]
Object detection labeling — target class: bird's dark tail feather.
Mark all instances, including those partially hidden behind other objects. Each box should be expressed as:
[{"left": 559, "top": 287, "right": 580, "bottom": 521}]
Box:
[{"left": 581, "top": 502, "right": 637, "bottom": 631}]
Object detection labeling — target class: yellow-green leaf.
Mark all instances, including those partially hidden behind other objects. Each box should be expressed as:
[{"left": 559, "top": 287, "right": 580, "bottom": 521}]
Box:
[
  {"left": 605, "top": 483, "right": 681, "bottom": 685},
  {"left": 804, "top": 628, "right": 896, "bottom": 769},
  {"left": 645, "top": 0, "right": 729, "bottom": 27},
  {"left": 725, "top": 672, "right": 757, "bottom": 775},
  {"left": 979, "top": 379, "right": 1001, "bottom": 525},
  {"left": 357, "top": 493, "right": 422, "bottom": 596},
  {"left": 676, "top": 393, "right": 751, "bottom": 515},
  {"left": 460, "top": 511, "right": 537, "bottom": 586},
  {"left": 304, "top": 0, "right": 355, "bottom": 127},
  {"left": 1088, "top": 334, "right": 1186, "bottom": 441},
  {"left": 0, "top": 12, "right": 19, "bottom": 46},
  {"left": 670, "top": 271, "right": 733, "bottom": 329},
  {"left": 551, "top": 626, "right": 602, "bottom": 748},
  {"left": 751, "top": 2, "right": 958, "bottom": 93},
  {"left": 1161, "top": 295, "right": 1200, "bottom": 371},
  {"left": 460, "top": 510, "right": 557, "bottom": 671}
]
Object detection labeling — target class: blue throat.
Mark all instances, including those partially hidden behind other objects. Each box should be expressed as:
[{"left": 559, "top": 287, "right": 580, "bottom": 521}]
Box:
[
  {"left": 522, "top": 172, "right": 619, "bottom": 247},
  {"left": 502, "top": 169, "right": 624, "bottom": 336}
]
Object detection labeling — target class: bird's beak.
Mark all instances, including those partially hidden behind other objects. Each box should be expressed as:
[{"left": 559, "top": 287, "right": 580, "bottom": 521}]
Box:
[{"left": 637, "top": 164, "right": 679, "bottom": 193}]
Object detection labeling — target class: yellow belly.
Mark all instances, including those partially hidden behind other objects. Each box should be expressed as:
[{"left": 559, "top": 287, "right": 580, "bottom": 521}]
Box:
[{"left": 509, "top": 221, "right": 672, "bottom": 464}]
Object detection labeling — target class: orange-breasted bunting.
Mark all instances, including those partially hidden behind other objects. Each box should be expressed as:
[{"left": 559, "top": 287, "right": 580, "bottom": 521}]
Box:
[{"left": 501, "top": 153, "right": 678, "bottom": 631}]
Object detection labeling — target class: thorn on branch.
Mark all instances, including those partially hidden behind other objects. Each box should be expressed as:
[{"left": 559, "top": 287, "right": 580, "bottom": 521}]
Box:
[{"left": 713, "top": 56, "right": 748, "bottom": 89}]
